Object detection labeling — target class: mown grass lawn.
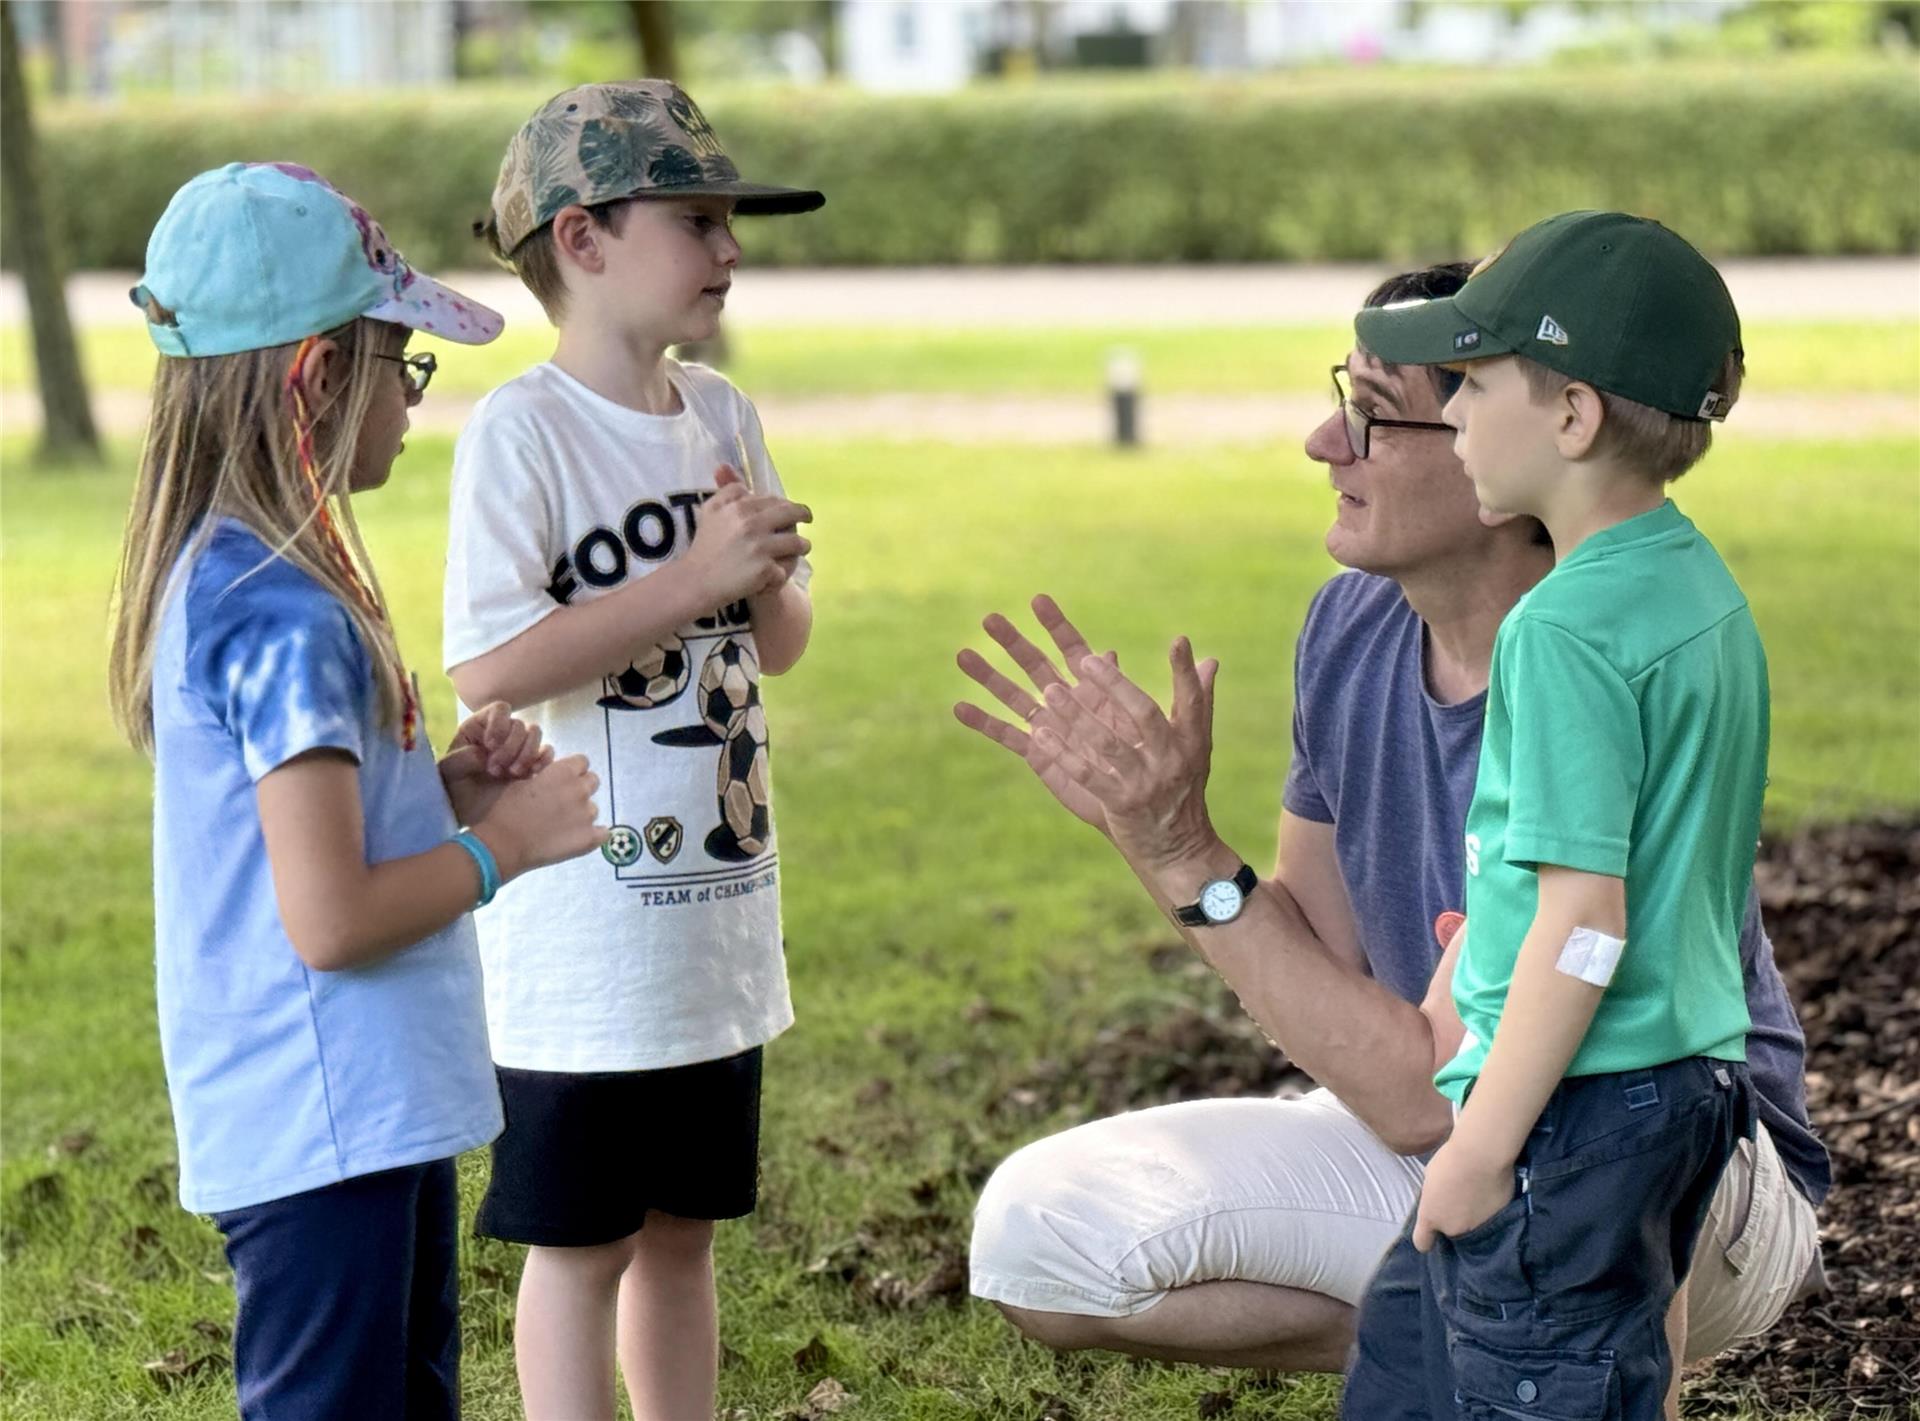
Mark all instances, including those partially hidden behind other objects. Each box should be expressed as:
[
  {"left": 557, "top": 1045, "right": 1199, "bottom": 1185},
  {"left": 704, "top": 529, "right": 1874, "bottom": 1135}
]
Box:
[
  {"left": 3, "top": 429, "right": 1914, "bottom": 1419},
  {"left": 3, "top": 320, "right": 1916, "bottom": 400}
]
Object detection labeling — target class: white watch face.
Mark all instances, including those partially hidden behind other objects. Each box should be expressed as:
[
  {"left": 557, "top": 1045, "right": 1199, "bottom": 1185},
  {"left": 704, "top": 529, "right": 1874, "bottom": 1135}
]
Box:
[{"left": 1199, "top": 879, "right": 1244, "bottom": 923}]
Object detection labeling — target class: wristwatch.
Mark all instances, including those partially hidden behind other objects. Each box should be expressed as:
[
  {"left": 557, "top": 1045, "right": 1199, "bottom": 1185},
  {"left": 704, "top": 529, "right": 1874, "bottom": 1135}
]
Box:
[{"left": 1171, "top": 863, "right": 1258, "bottom": 928}]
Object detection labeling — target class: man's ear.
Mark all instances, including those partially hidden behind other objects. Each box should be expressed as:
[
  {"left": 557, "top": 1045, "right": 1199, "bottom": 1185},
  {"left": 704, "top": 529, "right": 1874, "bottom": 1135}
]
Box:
[
  {"left": 550, "top": 205, "right": 607, "bottom": 277},
  {"left": 1556, "top": 380, "right": 1606, "bottom": 459}
]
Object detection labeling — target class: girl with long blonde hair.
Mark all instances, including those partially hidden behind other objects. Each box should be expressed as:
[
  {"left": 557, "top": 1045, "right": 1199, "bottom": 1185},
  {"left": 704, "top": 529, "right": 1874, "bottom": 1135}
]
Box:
[{"left": 107, "top": 162, "right": 605, "bottom": 1418}]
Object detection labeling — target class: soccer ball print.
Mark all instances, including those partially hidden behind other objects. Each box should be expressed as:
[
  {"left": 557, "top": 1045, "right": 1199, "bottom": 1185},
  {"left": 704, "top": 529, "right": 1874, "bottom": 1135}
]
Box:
[
  {"left": 599, "top": 633, "right": 691, "bottom": 710},
  {"left": 603, "top": 823, "right": 643, "bottom": 867},
  {"left": 651, "top": 634, "right": 760, "bottom": 747},
  {"left": 699, "top": 636, "right": 760, "bottom": 738},
  {"left": 704, "top": 701, "right": 771, "bottom": 861}
]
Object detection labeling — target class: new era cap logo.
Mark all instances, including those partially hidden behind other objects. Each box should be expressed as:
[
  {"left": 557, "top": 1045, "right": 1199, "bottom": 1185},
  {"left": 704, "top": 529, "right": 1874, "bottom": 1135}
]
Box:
[
  {"left": 1536, "top": 315, "right": 1570, "bottom": 346},
  {"left": 1453, "top": 329, "right": 1481, "bottom": 352}
]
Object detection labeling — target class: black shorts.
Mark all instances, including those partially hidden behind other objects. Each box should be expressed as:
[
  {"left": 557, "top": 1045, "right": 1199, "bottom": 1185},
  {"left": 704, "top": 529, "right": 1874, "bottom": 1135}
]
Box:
[{"left": 474, "top": 1046, "right": 763, "bottom": 1248}]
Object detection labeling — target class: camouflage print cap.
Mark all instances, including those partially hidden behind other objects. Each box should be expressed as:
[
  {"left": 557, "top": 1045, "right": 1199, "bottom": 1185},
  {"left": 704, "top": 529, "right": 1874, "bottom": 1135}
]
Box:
[{"left": 489, "top": 79, "right": 824, "bottom": 253}]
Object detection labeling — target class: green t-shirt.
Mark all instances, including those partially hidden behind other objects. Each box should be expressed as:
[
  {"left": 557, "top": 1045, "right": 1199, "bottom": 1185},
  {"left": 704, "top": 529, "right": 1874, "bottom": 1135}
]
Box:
[{"left": 1436, "top": 501, "right": 1763, "bottom": 1104}]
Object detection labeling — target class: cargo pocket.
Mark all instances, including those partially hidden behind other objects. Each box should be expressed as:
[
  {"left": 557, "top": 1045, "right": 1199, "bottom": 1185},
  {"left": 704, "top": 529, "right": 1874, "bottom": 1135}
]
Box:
[
  {"left": 1523, "top": 1095, "right": 1725, "bottom": 1324},
  {"left": 1451, "top": 1335, "right": 1618, "bottom": 1420}
]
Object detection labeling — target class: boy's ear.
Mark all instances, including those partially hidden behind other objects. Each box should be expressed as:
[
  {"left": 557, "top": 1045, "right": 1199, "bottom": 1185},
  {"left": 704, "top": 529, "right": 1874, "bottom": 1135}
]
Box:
[
  {"left": 1555, "top": 379, "right": 1606, "bottom": 460},
  {"left": 550, "top": 205, "right": 608, "bottom": 277}
]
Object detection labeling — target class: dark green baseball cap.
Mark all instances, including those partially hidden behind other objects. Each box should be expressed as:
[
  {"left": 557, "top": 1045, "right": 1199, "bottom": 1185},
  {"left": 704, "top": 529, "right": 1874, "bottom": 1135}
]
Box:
[{"left": 1354, "top": 211, "right": 1742, "bottom": 421}]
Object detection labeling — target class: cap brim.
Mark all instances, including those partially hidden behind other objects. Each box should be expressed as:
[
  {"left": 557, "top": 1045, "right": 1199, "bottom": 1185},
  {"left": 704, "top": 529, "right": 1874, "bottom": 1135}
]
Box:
[
  {"left": 1354, "top": 295, "right": 1514, "bottom": 367},
  {"left": 365, "top": 269, "right": 505, "bottom": 346},
  {"left": 635, "top": 181, "right": 825, "bottom": 216}
]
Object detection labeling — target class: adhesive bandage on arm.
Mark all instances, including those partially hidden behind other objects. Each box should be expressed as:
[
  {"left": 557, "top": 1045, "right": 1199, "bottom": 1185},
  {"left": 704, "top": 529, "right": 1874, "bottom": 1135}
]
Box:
[{"left": 1556, "top": 925, "right": 1626, "bottom": 987}]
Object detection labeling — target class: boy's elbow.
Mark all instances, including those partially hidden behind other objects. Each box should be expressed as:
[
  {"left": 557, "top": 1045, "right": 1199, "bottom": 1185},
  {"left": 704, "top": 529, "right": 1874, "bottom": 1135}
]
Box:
[
  {"left": 760, "top": 616, "right": 812, "bottom": 676},
  {"left": 758, "top": 641, "right": 803, "bottom": 676},
  {"left": 449, "top": 660, "right": 512, "bottom": 714}
]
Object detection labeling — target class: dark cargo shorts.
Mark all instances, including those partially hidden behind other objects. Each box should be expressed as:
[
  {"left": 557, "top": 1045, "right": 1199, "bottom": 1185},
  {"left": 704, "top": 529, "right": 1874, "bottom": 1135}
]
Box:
[{"left": 1343, "top": 1056, "right": 1755, "bottom": 1420}]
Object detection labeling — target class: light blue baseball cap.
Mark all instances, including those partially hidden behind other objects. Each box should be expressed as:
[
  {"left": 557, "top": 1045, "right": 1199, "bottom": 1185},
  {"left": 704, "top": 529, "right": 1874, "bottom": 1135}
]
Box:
[{"left": 131, "top": 161, "right": 503, "bottom": 357}]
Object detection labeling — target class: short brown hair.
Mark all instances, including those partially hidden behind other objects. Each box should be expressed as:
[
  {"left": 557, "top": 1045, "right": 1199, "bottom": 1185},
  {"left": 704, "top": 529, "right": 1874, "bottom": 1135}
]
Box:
[
  {"left": 1516, "top": 350, "right": 1745, "bottom": 483},
  {"left": 473, "top": 199, "right": 634, "bottom": 324},
  {"left": 1362, "top": 261, "right": 1476, "bottom": 408}
]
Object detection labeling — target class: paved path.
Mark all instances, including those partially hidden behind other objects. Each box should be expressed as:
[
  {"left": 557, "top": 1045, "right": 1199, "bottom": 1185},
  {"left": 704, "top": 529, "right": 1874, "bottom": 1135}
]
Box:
[
  {"left": 7, "top": 260, "right": 1913, "bottom": 444},
  {"left": 5, "top": 258, "right": 1917, "bottom": 330},
  {"left": 6, "top": 387, "right": 1911, "bottom": 446}
]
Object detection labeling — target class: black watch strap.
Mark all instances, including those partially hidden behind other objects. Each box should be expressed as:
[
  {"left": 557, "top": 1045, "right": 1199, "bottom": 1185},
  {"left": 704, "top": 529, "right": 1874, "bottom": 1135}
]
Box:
[{"left": 1171, "top": 862, "right": 1257, "bottom": 927}]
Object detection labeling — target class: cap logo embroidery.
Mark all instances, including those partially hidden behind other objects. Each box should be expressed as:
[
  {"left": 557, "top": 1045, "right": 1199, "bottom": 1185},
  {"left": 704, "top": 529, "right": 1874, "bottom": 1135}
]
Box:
[
  {"left": 1453, "top": 329, "right": 1481, "bottom": 352},
  {"left": 1536, "top": 315, "right": 1570, "bottom": 346},
  {"left": 1697, "top": 390, "right": 1732, "bottom": 421}
]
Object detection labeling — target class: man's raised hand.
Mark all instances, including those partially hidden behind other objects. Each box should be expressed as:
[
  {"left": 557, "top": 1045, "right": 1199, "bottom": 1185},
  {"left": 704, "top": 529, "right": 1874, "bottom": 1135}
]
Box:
[
  {"left": 953, "top": 595, "right": 1125, "bottom": 832},
  {"left": 1028, "top": 634, "right": 1221, "bottom": 872}
]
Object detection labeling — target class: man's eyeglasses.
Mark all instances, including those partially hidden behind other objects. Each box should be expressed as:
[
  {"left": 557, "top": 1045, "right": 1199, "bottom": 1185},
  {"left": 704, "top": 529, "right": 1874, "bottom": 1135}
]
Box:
[
  {"left": 373, "top": 351, "right": 437, "bottom": 396},
  {"left": 1331, "top": 364, "right": 1451, "bottom": 460}
]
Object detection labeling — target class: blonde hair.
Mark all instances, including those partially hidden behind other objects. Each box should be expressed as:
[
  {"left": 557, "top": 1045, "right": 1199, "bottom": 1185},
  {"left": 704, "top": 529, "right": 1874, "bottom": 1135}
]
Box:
[
  {"left": 1517, "top": 350, "right": 1746, "bottom": 483},
  {"left": 108, "top": 316, "right": 411, "bottom": 755}
]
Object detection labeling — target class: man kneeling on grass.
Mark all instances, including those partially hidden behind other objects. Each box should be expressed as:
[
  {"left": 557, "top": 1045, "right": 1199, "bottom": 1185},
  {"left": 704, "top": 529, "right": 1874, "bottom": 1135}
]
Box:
[{"left": 954, "top": 258, "right": 1828, "bottom": 1393}]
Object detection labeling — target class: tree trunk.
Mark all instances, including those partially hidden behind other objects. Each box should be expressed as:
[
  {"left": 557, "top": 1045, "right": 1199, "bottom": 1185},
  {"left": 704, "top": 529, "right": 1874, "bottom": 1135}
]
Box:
[
  {"left": 449, "top": 0, "right": 473, "bottom": 81},
  {"left": 0, "top": 0, "right": 100, "bottom": 464},
  {"left": 626, "top": 2, "right": 730, "bottom": 367},
  {"left": 815, "top": 0, "right": 840, "bottom": 76},
  {"left": 41, "top": 0, "right": 67, "bottom": 96},
  {"left": 627, "top": 0, "right": 679, "bottom": 81}
]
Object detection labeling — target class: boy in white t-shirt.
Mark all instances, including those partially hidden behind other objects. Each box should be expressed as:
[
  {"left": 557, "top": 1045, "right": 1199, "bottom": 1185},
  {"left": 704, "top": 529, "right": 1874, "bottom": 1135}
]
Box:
[{"left": 446, "top": 80, "right": 822, "bottom": 1421}]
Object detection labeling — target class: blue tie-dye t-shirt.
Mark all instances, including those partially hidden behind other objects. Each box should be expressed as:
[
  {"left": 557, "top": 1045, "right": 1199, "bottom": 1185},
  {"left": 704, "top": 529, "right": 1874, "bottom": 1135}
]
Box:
[{"left": 150, "top": 520, "right": 500, "bottom": 1213}]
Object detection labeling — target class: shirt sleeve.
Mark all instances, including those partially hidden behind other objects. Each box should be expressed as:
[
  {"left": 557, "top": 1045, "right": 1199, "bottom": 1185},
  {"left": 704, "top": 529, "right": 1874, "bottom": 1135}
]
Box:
[
  {"left": 443, "top": 414, "right": 563, "bottom": 670},
  {"left": 1281, "top": 592, "right": 1332, "bottom": 823},
  {"left": 188, "top": 577, "right": 369, "bottom": 783},
  {"left": 1498, "top": 616, "right": 1643, "bottom": 877},
  {"left": 738, "top": 392, "right": 812, "bottom": 593}
]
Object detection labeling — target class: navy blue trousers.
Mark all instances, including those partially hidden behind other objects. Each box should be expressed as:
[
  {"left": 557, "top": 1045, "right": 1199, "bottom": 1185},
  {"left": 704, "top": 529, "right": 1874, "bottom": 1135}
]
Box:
[
  {"left": 1343, "top": 1058, "right": 1753, "bottom": 1420},
  {"left": 211, "top": 1158, "right": 461, "bottom": 1421}
]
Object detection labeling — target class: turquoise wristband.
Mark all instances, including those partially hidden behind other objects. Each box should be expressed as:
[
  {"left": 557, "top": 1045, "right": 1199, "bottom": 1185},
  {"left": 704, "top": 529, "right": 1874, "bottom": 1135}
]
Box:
[{"left": 450, "top": 830, "right": 501, "bottom": 909}]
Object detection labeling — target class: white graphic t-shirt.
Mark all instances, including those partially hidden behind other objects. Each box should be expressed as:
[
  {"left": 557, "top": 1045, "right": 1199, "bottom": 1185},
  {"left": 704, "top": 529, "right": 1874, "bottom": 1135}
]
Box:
[{"left": 444, "top": 360, "right": 806, "bottom": 1071}]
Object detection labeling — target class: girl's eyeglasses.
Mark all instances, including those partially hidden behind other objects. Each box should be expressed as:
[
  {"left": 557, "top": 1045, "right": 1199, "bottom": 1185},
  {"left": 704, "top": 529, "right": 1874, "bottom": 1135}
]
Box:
[
  {"left": 1331, "top": 364, "right": 1452, "bottom": 460},
  {"left": 372, "top": 351, "right": 437, "bottom": 396}
]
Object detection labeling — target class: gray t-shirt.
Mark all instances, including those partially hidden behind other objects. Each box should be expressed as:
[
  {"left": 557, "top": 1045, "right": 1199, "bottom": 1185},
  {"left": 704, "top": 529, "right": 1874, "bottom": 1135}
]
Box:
[{"left": 1281, "top": 570, "right": 1829, "bottom": 1205}]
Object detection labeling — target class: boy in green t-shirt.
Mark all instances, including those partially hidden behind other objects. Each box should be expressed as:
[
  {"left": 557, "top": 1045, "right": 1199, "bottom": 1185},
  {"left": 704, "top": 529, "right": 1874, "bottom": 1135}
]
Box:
[{"left": 1341, "top": 212, "right": 1763, "bottom": 1419}]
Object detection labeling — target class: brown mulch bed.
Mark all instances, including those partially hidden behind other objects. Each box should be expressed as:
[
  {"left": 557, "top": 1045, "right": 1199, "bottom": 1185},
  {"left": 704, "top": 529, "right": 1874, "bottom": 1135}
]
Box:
[
  {"left": 1683, "top": 818, "right": 1920, "bottom": 1419},
  {"left": 986, "top": 816, "right": 1920, "bottom": 1418}
]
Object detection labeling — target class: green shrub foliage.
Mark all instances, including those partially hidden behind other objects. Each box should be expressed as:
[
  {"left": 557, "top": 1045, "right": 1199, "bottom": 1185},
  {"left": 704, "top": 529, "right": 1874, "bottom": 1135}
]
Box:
[{"left": 17, "top": 64, "right": 1917, "bottom": 271}]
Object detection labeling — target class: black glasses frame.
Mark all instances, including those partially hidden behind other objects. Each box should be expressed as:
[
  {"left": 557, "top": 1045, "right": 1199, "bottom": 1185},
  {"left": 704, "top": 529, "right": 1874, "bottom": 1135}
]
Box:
[
  {"left": 373, "top": 350, "right": 437, "bottom": 396},
  {"left": 1331, "top": 364, "right": 1451, "bottom": 460}
]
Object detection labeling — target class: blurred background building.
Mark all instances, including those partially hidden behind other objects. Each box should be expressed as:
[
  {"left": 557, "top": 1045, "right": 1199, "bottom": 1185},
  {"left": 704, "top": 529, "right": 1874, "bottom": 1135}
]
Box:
[{"left": 8, "top": 0, "right": 1914, "bottom": 100}]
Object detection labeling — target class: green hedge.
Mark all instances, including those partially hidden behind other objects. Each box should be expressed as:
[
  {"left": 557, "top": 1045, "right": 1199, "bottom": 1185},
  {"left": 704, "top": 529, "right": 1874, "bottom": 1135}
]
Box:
[{"left": 16, "top": 62, "right": 1920, "bottom": 271}]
